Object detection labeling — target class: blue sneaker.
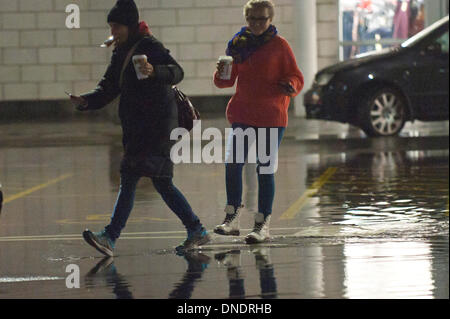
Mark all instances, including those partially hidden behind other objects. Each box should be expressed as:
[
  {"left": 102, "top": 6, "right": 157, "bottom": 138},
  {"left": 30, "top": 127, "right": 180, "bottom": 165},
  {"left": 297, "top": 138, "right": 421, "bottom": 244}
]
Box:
[
  {"left": 83, "top": 229, "right": 115, "bottom": 257},
  {"left": 176, "top": 227, "right": 211, "bottom": 253}
]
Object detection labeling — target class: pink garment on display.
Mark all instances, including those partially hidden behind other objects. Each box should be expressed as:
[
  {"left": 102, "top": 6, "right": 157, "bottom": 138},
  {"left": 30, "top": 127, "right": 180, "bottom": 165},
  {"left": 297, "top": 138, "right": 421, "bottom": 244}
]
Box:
[{"left": 393, "top": 0, "right": 411, "bottom": 39}]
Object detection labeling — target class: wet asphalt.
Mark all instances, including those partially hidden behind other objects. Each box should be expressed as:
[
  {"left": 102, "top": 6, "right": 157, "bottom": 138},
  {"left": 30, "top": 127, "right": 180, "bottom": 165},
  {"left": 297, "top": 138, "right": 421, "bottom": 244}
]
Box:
[{"left": 0, "top": 116, "right": 448, "bottom": 299}]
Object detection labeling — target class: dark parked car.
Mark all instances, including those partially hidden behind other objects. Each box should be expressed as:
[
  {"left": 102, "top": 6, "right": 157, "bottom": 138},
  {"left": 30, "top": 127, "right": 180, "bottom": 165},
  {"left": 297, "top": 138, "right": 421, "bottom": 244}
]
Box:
[{"left": 304, "top": 15, "right": 449, "bottom": 137}]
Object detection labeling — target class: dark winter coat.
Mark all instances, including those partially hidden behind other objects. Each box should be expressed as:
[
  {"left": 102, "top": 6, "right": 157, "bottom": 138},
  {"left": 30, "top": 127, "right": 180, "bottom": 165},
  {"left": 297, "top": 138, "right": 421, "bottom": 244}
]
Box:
[{"left": 81, "top": 34, "right": 183, "bottom": 178}]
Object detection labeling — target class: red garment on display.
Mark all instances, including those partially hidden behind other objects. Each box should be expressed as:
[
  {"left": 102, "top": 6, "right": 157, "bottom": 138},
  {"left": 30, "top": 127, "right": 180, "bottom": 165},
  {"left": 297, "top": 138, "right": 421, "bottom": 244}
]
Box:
[{"left": 393, "top": 0, "right": 411, "bottom": 39}]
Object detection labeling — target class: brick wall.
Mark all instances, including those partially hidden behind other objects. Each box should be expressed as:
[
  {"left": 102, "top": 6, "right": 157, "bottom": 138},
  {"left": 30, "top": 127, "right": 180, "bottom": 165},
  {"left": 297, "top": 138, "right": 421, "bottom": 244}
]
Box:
[{"left": 0, "top": 0, "right": 340, "bottom": 102}]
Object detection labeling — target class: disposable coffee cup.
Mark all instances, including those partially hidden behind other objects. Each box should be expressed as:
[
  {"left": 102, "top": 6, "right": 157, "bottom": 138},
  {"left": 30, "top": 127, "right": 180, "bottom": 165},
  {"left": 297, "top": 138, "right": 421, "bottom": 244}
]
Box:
[
  {"left": 132, "top": 54, "right": 148, "bottom": 80},
  {"left": 218, "top": 56, "right": 233, "bottom": 80}
]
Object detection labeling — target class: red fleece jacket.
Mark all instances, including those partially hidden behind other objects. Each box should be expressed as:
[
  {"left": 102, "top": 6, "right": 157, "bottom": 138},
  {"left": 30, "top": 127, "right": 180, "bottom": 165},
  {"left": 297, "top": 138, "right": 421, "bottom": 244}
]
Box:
[{"left": 214, "top": 35, "right": 304, "bottom": 127}]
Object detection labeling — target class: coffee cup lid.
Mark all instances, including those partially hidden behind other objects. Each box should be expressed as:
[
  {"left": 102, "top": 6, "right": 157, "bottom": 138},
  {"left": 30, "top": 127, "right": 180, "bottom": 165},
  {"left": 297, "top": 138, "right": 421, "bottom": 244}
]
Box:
[{"left": 219, "top": 55, "right": 233, "bottom": 61}]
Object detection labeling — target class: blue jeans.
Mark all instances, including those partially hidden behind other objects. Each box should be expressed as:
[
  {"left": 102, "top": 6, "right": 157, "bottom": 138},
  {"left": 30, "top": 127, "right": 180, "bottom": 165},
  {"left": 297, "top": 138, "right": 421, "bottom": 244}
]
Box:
[
  {"left": 105, "top": 173, "right": 201, "bottom": 241},
  {"left": 225, "top": 123, "right": 285, "bottom": 217}
]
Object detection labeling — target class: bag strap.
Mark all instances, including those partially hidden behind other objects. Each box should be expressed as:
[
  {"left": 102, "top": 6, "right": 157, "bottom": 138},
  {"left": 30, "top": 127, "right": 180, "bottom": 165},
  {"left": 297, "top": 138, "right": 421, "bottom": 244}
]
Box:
[{"left": 119, "top": 38, "right": 144, "bottom": 89}]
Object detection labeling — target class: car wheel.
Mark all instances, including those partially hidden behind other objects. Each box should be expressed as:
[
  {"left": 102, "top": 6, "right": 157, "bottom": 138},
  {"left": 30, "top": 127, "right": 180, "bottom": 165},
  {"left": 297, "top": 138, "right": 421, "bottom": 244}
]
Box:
[{"left": 358, "top": 87, "right": 407, "bottom": 137}]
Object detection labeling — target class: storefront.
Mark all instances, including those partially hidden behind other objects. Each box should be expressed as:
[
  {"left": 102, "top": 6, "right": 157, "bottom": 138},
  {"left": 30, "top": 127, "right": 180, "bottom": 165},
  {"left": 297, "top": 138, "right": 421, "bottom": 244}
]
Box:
[
  {"left": 294, "top": 0, "right": 449, "bottom": 116},
  {"left": 339, "top": 0, "right": 448, "bottom": 61}
]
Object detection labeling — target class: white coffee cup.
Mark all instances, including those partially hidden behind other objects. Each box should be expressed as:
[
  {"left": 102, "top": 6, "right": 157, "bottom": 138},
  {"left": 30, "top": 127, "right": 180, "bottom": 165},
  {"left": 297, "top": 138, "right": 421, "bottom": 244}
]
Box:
[
  {"left": 132, "top": 54, "right": 148, "bottom": 80},
  {"left": 218, "top": 56, "right": 233, "bottom": 80}
]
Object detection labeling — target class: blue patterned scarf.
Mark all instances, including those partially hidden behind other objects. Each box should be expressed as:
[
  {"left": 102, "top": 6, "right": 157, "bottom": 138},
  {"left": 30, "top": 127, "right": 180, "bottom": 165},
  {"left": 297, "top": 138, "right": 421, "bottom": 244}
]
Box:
[{"left": 226, "top": 25, "right": 278, "bottom": 64}]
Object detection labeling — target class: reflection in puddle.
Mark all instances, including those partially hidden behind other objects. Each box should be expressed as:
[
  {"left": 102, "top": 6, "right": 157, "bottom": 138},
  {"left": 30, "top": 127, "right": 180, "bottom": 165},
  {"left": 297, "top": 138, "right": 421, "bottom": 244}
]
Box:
[
  {"left": 304, "top": 150, "right": 449, "bottom": 239},
  {"left": 344, "top": 241, "right": 435, "bottom": 299},
  {"left": 215, "top": 248, "right": 277, "bottom": 299},
  {"left": 85, "top": 257, "right": 133, "bottom": 299},
  {"left": 169, "top": 252, "right": 210, "bottom": 299},
  {"left": 286, "top": 149, "right": 449, "bottom": 298}
]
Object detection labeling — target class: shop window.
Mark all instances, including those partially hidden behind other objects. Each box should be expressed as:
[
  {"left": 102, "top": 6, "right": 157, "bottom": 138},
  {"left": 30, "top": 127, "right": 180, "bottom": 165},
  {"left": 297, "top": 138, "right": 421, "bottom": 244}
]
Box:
[{"left": 339, "top": 0, "right": 426, "bottom": 60}]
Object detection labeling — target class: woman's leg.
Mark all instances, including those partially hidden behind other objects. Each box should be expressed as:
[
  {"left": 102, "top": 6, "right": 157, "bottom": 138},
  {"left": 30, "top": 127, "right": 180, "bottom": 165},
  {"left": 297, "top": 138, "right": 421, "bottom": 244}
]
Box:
[
  {"left": 225, "top": 162, "right": 245, "bottom": 208},
  {"left": 105, "top": 172, "right": 141, "bottom": 241},
  {"left": 214, "top": 123, "right": 253, "bottom": 236},
  {"left": 151, "top": 177, "right": 201, "bottom": 232},
  {"left": 256, "top": 127, "right": 285, "bottom": 217},
  {"left": 225, "top": 123, "right": 252, "bottom": 209},
  {"left": 245, "top": 127, "right": 285, "bottom": 244},
  {"left": 152, "top": 177, "right": 210, "bottom": 251}
]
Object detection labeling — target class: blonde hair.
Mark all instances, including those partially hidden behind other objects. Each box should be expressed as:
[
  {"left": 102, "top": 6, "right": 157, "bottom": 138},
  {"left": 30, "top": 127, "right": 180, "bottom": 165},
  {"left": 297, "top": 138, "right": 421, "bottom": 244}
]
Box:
[{"left": 243, "top": 0, "right": 275, "bottom": 19}]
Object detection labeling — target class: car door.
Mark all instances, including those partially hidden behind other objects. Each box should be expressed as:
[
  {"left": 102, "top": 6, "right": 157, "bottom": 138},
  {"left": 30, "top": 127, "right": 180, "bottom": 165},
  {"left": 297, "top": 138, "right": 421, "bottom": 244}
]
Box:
[{"left": 410, "top": 29, "right": 449, "bottom": 120}]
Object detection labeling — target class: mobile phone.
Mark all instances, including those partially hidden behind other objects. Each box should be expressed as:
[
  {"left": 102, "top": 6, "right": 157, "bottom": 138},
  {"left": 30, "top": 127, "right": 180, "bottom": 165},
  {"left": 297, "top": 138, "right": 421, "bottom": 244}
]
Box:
[{"left": 278, "top": 82, "right": 295, "bottom": 93}]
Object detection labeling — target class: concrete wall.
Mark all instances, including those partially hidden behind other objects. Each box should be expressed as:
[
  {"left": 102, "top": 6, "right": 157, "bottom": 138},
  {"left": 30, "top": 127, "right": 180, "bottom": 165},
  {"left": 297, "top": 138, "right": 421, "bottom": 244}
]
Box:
[{"left": 0, "top": 0, "right": 340, "bottom": 102}]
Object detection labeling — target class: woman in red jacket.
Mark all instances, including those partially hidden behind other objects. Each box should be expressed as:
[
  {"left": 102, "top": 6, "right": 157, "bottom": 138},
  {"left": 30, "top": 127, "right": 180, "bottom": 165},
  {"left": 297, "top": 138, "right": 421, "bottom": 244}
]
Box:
[{"left": 213, "top": 0, "right": 304, "bottom": 243}]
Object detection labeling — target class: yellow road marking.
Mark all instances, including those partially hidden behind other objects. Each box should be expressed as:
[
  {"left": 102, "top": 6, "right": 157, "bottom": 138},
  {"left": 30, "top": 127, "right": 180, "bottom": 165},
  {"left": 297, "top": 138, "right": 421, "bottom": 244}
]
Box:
[
  {"left": 279, "top": 167, "right": 337, "bottom": 220},
  {"left": 3, "top": 174, "right": 74, "bottom": 204}
]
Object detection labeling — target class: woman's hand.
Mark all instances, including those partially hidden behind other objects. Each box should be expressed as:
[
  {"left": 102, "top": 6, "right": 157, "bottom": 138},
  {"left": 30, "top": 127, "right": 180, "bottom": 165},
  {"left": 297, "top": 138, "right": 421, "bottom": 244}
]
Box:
[
  {"left": 139, "top": 61, "right": 155, "bottom": 77},
  {"left": 278, "top": 81, "right": 295, "bottom": 96},
  {"left": 69, "top": 94, "right": 88, "bottom": 110}
]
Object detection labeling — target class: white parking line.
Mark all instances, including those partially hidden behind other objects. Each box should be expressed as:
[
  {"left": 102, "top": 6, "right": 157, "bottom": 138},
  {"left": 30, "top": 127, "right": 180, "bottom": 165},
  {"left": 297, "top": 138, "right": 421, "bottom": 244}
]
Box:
[{"left": 0, "top": 227, "right": 308, "bottom": 242}]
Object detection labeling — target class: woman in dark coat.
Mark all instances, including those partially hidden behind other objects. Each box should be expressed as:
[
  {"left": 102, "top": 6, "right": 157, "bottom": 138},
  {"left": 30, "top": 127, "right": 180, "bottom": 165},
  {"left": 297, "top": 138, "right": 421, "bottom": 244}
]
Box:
[{"left": 70, "top": 0, "right": 210, "bottom": 256}]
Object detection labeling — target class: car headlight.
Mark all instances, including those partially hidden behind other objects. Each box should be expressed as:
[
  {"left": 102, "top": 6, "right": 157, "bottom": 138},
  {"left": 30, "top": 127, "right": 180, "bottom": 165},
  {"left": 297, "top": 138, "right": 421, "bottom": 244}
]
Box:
[{"left": 315, "top": 73, "right": 334, "bottom": 86}]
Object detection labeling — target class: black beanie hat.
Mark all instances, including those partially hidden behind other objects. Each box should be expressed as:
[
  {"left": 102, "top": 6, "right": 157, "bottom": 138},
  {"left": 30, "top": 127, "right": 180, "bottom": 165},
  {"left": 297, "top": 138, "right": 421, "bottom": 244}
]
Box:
[{"left": 107, "top": 0, "right": 139, "bottom": 27}]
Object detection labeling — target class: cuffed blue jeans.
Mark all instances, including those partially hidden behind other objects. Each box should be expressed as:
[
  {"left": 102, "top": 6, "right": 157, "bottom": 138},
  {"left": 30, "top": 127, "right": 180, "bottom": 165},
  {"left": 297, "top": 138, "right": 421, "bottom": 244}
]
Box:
[
  {"left": 225, "top": 123, "right": 285, "bottom": 217},
  {"left": 105, "top": 173, "right": 201, "bottom": 241}
]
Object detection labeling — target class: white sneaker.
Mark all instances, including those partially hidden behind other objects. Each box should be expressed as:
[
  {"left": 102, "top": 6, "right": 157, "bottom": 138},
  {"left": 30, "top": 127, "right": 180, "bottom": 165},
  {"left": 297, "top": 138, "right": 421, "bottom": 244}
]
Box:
[
  {"left": 245, "top": 213, "right": 271, "bottom": 244},
  {"left": 214, "top": 205, "right": 243, "bottom": 236}
]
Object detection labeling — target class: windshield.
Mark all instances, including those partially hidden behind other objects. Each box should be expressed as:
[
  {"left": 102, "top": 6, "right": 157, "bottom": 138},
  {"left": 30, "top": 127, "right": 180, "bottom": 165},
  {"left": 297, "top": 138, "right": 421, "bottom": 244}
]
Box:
[{"left": 402, "top": 16, "right": 449, "bottom": 48}]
